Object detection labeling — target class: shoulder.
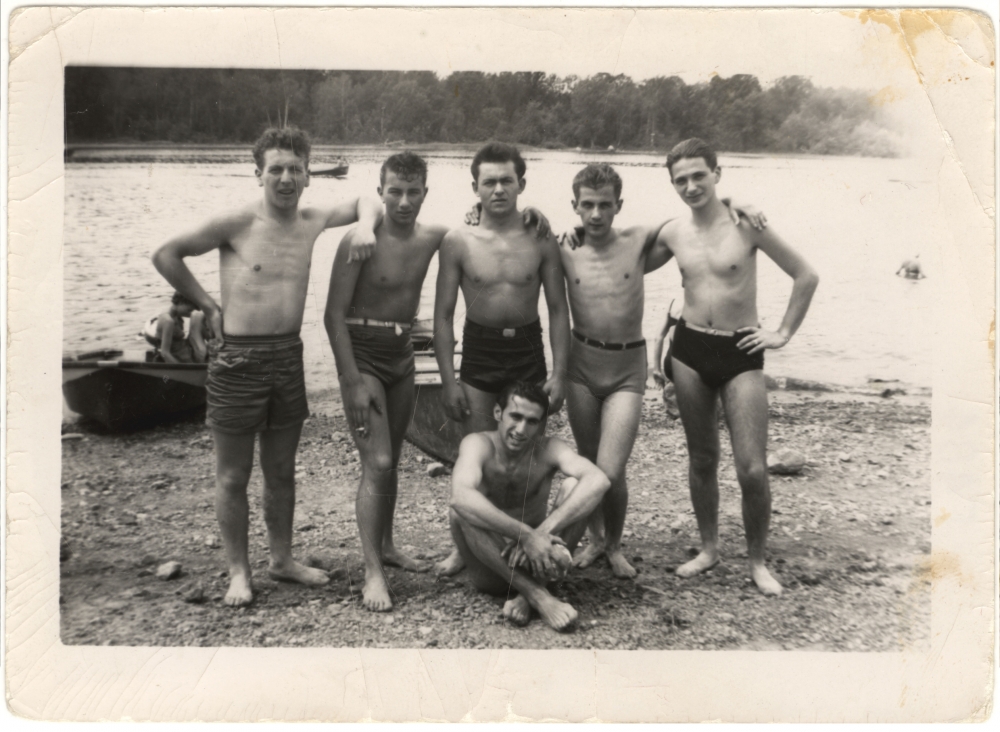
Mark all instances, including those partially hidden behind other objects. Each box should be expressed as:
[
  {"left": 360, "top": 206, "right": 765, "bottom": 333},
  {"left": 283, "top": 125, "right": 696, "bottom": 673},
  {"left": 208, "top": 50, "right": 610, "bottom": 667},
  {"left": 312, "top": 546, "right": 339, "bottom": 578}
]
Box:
[
  {"left": 458, "top": 432, "right": 493, "bottom": 459},
  {"left": 417, "top": 222, "right": 451, "bottom": 248},
  {"left": 204, "top": 205, "right": 256, "bottom": 236},
  {"left": 441, "top": 227, "right": 472, "bottom": 252},
  {"left": 540, "top": 435, "right": 571, "bottom": 462}
]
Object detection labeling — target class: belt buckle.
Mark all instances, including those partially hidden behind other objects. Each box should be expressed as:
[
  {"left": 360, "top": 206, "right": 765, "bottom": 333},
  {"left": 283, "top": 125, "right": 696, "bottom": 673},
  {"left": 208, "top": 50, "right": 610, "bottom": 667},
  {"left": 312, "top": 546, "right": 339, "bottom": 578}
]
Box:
[{"left": 502, "top": 328, "right": 516, "bottom": 338}]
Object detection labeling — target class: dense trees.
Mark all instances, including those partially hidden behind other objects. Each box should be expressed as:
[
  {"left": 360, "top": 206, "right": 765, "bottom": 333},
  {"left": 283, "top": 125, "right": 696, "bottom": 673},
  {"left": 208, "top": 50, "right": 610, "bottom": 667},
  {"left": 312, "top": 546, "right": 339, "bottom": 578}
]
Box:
[{"left": 65, "top": 67, "right": 900, "bottom": 156}]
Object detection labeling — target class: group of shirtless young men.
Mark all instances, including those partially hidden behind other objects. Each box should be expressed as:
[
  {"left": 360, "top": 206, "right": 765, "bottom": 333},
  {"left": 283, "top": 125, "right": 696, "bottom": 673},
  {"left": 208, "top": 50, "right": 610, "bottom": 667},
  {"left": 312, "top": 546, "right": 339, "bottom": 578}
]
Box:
[{"left": 154, "top": 127, "right": 818, "bottom": 632}]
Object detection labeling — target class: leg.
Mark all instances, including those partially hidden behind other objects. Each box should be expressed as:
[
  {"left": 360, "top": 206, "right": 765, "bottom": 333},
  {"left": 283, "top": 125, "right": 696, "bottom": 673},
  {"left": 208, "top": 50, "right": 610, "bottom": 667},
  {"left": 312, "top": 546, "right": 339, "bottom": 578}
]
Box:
[
  {"left": 378, "top": 373, "right": 429, "bottom": 573},
  {"left": 593, "top": 390, "right": 644, "bottom": 578},
  {"left": 671, "top": 357, "right": 723, "bottom": 578},
  {"left": 451, "top": 512, "right": 578, "bottom": 631},
  {"left": 564, "top": 380, "right": 607, "bottom": 568},
  {"left": 347, "top": 375, "right": 398, "bottom": 611},
  {"left": 434, "top": 379, "right": 499, "bottom": 576},
  {"left": 212, "top": 429, "right": 257, "bottom": 606},
  {"left": 259, "top": 422, "right": 330, "bottom": 587},
  {"left": 721, "top": 370, "right": 782, "bottom": 596}
]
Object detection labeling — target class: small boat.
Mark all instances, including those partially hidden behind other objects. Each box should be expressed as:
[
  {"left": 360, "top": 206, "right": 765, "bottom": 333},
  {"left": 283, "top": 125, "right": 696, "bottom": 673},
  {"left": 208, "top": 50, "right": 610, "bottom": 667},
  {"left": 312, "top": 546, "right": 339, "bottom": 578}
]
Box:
[
  {"left": 310, "top": 160, "right": 350, "bottom": 178},
  {"left": 62, "top": 348, "right": 207, "bottom": 431},
  {"left": 406, "top": 320, "right": 464, "bottom": 464}
]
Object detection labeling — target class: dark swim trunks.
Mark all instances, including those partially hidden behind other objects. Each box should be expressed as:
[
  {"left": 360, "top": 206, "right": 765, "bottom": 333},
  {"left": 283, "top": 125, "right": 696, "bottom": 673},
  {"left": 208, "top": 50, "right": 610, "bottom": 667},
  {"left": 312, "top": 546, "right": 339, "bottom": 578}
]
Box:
[
  {"left": 460, "top": 318, "right": 547, "bottom": 393},
  {"left": 567, "top": 331, "right": 647, "bottom": 399},
  {"left": 206, "top": 333, "right": 309, "bottom": 434},
  {"left": 345, "top": 323, "right": 415, "bottom": 390},
  {"left": 670, "top": 318, "right": 764, "bottom": 389}
]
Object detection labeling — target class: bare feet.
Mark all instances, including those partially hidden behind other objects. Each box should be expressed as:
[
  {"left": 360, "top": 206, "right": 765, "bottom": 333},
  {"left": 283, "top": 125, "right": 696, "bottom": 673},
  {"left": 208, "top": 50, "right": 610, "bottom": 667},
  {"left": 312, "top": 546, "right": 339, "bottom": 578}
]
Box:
[
  {"left": 572, "top": 540, "right": 605, "bottom": 569},
  {"left": 268, "top": 559, "right": 331, "bottom": 586},
  {"left": 224, "top": 571, "right": 254, "bottom": 607},
  {"left": 361, "top": 571, "right": 393, "bottom": 612},
  {"left": 750, "top": 563, "right": 783, "bottom": 596},
  {"left": 675, "top": 550, "right": 719, "bottom": 579},
  {"left": 434, "top": 549, "right": 465, "bottom": 576},
  {"left": 502, "top": 594, "right": 531, "bottom": 626},
  {"left": 383, "top": 546, "right": 430, "bottom": 573},
  {"left": 607, "top": 549, "right": 638, "bottom": 579},
  {"left": 534, "top": 594, "right": 578, "bottom": 632}
]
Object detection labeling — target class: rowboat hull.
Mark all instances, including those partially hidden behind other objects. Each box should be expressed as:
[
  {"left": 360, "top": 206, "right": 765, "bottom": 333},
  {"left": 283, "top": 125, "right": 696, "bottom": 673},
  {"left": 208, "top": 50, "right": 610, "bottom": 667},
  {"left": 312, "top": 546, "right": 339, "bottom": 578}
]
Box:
[
  {"left": 63, "top": 349, "right": 207, "bottom": 431},
  {"left": 405, "top": 348, "right": 464, "bottom": 464}
]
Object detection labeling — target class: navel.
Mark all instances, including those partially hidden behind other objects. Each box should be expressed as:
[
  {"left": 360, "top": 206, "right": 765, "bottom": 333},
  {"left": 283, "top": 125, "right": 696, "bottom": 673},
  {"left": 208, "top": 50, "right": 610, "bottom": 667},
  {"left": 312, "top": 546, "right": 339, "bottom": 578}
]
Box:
[
  {"left": 525, "top": 274, "right": 533, "bottom": 281},
  {"left": 575, "top": 278, "right": 580, "bottom": 284},
  {"left": 730, "top": 264, "right": 737, "bottom": 270},
  {"left": 474, "top": 275, "right": 481, "bottom": 283},
  {"left": 381, "top": 275, "right": 387, "bottom": 282},
  {"left": 624, "top": 273, "right": 629, "bottom": 279},
  {"left": 253, "top": 264, "right": 261, "bottom": 272}
]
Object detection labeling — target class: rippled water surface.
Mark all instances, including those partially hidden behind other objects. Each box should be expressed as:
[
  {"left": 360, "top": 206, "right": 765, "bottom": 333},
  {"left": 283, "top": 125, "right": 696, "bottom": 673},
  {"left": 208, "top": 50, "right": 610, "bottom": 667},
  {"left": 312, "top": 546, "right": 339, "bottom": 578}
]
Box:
[{"left": 64, "top": 148, "right": 935, "bottom": 409}]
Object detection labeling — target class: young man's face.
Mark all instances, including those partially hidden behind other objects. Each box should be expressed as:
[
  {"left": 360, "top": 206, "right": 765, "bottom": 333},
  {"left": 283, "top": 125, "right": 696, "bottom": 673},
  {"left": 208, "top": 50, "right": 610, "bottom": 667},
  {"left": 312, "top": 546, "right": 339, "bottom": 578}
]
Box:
[
  {"left": 493, "top": 395, "right": 546, "bottom": 453},
  {"left": 473, "top": 161, "right": 525, "bottom": 217},
  {"left": 256, "top": 148, "right": 309, "bottom": 210},
  {"left": 572, "top": 184, "right": 622, "bottom": 239},
  {"left": 379, "top": 171, "right": 427, "bottom": 227},
  {"left": 670, "top": 157, "right": 720, "bottom": 210}
]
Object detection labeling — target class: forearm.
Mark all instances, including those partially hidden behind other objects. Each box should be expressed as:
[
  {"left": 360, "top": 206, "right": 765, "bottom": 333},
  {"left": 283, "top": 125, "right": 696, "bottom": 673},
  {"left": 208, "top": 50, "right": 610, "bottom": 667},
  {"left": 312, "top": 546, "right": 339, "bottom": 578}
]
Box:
[
  {"left": 651, "top": 333, "right": 666, "bottom": 369},
  {"left": 537, "top": 474, "right": 609, "bottom": 536},
  {"left": 777, "top": 272, "right": 819, "bottom": 341},
  {"left": 548, "top": 306, "right": 570, "bottom": 378},
  {"left": 433, "top": 314, "right": 458, "bottom": 383},
  {"left": 325, "top": 312, "right": 362, "bottom": 384},
  {"left": 152, "top": 250, "right": 218, "bottom": 313},
  {"left": 356, "top": 196, "right": 382, "bottom": 232},
  {"left": 452, "top": 491, "right": 532, "bottom": 541}
]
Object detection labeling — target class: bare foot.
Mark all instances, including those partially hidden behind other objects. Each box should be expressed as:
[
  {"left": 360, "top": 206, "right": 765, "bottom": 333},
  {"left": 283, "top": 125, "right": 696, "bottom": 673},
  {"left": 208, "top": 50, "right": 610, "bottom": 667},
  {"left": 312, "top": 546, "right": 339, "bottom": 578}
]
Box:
[
  {"left": 434, "top": 549, "right": 465, "bottom": 576},
  {"left": 572, "top": 541, "right": 605, "bottom": 569},
  {"left": 224, "top": 571, "right": 254, "bottom": 607},
  {"left": 534, "top": 594, "right": 578, "bottom": 632},
  {"left": 362, "top": 571, "right": 393, "bottom": 612},
  {"left": 607, "top": 549, "right": 638, "bottom": 579},
  {"left": 268, "top": 559, "right": 330, "bottom": 586},
  {"left": 750, "top": 563, "right": 783, "bottom": 596},
  {"left": 383, "top": 546, "right": 430, "bottom": 573},
  {"left": 675, "top": 551, "right": 719, "bottom": 579},
  {"left": 502, "top": 594, "right": 531, "bottom": 626}
]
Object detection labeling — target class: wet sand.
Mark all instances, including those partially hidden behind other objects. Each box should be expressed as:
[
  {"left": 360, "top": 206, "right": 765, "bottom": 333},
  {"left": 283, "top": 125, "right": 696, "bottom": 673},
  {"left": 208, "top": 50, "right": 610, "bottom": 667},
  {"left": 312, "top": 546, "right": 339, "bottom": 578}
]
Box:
[{"left": 59, "top": 387, "right": 930, "bottom": 650}]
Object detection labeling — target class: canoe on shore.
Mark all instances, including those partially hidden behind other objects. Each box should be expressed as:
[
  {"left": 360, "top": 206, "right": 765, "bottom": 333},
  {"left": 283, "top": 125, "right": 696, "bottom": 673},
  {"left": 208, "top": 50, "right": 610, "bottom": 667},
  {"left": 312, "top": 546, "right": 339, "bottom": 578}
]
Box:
[
  {"left": 408, "top": 352, "right": 464, "bottom": 464},
  {"left": 63, "top": 349, "right": 207, "bottom": 431},
  {"left": 310, "top": 161, "right": 350, "bottom": 177}
]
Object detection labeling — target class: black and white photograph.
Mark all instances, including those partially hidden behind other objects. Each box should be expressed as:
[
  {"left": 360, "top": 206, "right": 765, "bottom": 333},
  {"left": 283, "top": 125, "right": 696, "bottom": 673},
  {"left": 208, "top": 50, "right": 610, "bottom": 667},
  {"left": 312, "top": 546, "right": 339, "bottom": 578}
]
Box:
[{"left": 6, "top": 5, "right": 995, "bottom": 723}]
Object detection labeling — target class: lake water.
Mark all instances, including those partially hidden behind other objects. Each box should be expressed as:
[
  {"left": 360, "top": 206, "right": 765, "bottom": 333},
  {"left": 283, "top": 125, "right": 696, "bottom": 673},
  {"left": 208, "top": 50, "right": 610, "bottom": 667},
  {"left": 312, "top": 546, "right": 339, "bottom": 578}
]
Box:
[{"left": 64, "top": 148, "right": 935, "bottom": 412}]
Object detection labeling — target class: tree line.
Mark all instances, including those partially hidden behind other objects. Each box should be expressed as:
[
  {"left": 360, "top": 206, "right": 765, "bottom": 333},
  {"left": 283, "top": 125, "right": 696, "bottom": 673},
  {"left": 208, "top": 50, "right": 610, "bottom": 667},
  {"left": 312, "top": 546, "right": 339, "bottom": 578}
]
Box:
[{"left": 65, "top": 67, "right": 901, "bottom": 157}]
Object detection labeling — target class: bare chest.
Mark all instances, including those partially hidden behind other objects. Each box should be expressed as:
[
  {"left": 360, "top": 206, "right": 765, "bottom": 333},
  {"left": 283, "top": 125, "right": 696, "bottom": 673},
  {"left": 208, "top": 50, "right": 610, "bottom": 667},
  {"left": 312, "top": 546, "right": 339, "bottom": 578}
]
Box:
[
  {"left": 672, "top": 227, "right": 755, "bottom": 282},
  {"left": 225, "top": 219, "right": 320, "bottom": 278},
  {"left": 563, "top": 240, "right": 644, "bottom": 301},
  {"left": 481, "top": 460, "right": 547, "bottom": 510},
  {"left": 462, "top": 236, "right": 542, "bottom": 290},
  {"left": 360, "top": 241, "right": 437, "bottom": 291}
]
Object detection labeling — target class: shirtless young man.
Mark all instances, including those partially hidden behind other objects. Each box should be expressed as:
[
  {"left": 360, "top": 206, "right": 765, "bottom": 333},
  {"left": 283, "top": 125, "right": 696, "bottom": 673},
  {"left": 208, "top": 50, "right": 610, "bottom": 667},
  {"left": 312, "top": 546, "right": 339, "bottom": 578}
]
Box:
[
  {"left": 324, "top": 152, "right": 445, "bottom": 611},
  {"left": 449, "top": 381, "right": 611, "bottom": 631},
  {"left": 561, "top": 164, "right": 764, "bottom": 579},
  {"left": 662, "top": 138, "right": 819, "bottom": 596},
  {"left": 434, "top": 142, "right": 571, "bottom": 575},
  {"left": 153, "top": 126, "right": 382, "bottom": 606}
]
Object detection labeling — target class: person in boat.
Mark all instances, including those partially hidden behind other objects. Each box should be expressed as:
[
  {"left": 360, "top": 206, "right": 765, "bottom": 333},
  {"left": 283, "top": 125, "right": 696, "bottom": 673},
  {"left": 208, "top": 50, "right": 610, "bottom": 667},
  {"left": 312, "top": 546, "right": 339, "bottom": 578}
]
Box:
[
  {"left": 141, "top": 291, "right": 209, "bottom": 363},
  {"left": 896, "top": 254, "right": 925, "bottom": 279},
  {"left": 324, "top": 151, "right": 552, "bottom": 612},
  {"left": 433, "top": 142, "right": 571, "bottom": 576},
  {"left": 660, "top": 138, "right": 819, "bottom": 596},
  {"left": 449, "top": 381, "right": 611, "bottom": 631},
  {"left": 152, "top": 125, "right": 382, "bottom": 607},
  {"left": 559, "top": 164, "right": 766, "bottom": 579}
]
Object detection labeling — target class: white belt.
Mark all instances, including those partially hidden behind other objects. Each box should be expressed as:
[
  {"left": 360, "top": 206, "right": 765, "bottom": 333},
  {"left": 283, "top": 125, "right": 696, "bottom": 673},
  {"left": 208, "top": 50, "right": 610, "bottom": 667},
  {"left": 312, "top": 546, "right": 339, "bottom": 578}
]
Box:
[{"left": 345, "top": 317, "right": 412, "bottom": 336}]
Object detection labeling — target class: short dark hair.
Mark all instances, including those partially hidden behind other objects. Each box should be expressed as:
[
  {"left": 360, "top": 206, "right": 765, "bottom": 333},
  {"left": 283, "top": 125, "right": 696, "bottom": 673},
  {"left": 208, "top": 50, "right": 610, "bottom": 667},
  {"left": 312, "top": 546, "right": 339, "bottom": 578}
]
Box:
[
  {"left": 252, "top": 126, "right": 311, "bottom": 169},
  {"left": 497, "top": 381, "right": 549, "bottom": 418},
  {"left": 171, "top": 291, "right": 198, "bottom": 309},
  {"left": 572, "top": 163, "right": 623, "bottom": 200},
  {"left": 471, "top": 142, "right": 526, "bottom": 182},
  {"left": 380, "top": 151, "right": 428, "bottom": 186},
  {"left": 666, "top": 138, "right": 718, "bottom": 176}
]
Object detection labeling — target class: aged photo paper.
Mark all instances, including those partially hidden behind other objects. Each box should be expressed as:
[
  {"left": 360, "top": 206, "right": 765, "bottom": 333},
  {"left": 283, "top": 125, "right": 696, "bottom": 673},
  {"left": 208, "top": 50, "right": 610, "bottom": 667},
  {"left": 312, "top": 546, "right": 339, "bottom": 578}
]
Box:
[{"left": 6, "top": 5, "right": 995, "bottom": 722}]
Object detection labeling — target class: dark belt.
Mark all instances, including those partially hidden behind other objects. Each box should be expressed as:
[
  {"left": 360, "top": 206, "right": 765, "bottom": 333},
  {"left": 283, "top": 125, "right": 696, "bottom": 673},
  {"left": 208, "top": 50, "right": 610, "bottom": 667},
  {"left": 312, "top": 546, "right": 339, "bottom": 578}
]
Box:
[{"left": 573, "top": 330, "right": 645, "bottom": 351}]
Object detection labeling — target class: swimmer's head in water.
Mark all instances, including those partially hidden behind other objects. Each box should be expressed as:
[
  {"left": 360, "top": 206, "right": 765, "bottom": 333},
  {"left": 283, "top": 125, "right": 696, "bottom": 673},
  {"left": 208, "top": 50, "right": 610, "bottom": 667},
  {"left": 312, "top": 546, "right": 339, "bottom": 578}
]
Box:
[
  {"left": 666, "top": 138, "right": 718, "bottom": 179},
  {"left": 380, "top": 151, "right": 428, "bottom": 187},
  {"left": 252, "top": 126, "right": 311, "bottom": 170},
  {"left": 471, "top": 142, "right": 526, "bottom": 184},
  {"left": 572, "top": 163, "right": 623, "bottom": 201}
]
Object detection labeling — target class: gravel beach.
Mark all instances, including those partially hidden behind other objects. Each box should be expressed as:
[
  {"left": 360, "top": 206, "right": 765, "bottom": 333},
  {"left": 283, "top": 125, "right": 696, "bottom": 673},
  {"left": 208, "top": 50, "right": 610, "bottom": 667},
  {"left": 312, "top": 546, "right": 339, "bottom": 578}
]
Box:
[{"left": 60, "top": 387, "right": 931, "bottom": 651}]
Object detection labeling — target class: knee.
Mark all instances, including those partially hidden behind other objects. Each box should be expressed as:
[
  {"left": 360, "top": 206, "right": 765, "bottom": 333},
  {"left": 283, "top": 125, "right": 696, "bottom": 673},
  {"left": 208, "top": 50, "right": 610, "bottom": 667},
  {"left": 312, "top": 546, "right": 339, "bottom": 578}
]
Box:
[
  {"left": 688, "top": 448, "right": 719, "bottom": 474},
  {"left": 735, "top": 459, "right": 768, "bottom": 489},
  {"left": 216, "top": 466, "right": 251, "bottom": 494},
  {"left": 368, "top": 451, "right": 395, "bottom": 476}
]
